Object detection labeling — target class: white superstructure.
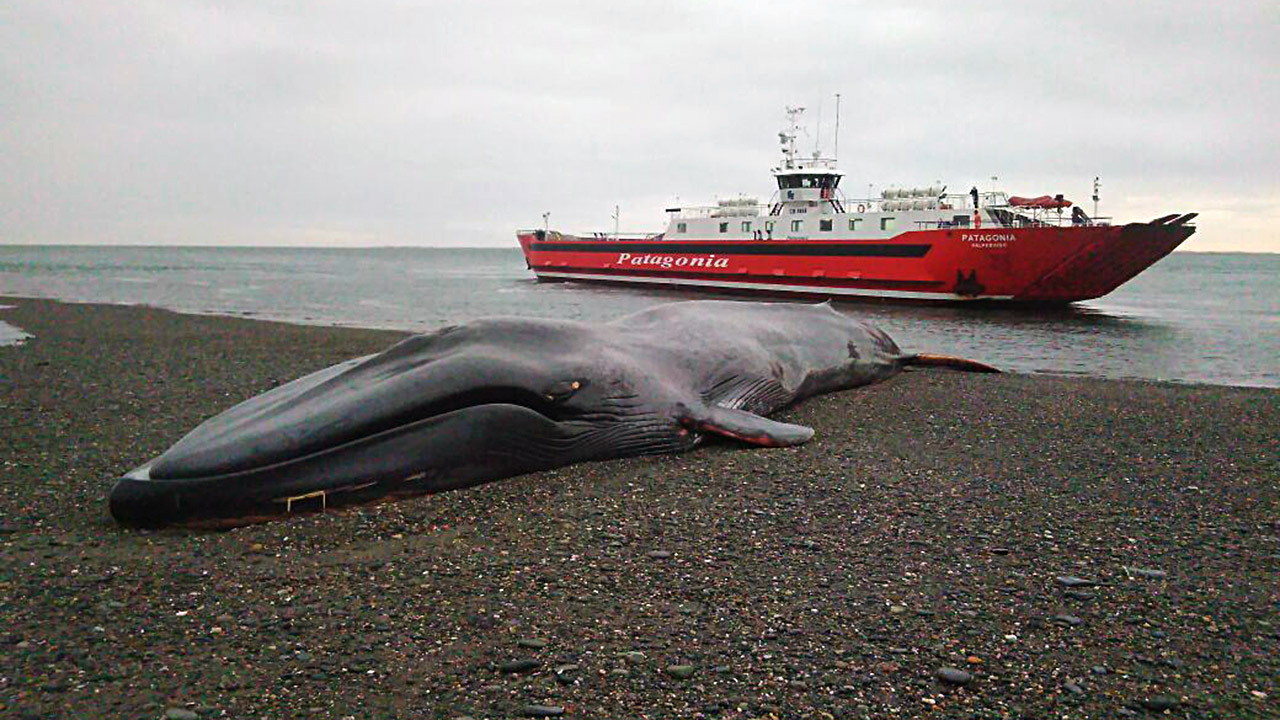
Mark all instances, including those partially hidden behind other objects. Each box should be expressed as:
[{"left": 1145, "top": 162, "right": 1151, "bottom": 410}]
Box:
[{"left": 661, "top": 107, "right": 1091, "bottom": 241}]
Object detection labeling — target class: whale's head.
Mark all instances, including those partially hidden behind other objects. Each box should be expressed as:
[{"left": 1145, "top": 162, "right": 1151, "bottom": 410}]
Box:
[{"left": 109, "top": 318, "right": 702, "bottom": 528}]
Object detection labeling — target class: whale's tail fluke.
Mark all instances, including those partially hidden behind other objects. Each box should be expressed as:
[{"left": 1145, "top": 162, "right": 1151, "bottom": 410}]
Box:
[{"left": 903, "top": 353, "right": 1001, "bottom": 373}]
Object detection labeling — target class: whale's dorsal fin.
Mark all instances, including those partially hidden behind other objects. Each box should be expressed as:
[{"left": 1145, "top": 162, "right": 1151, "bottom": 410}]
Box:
[{"left": 683, "top": 405, "right": 814, "bottom": 447}]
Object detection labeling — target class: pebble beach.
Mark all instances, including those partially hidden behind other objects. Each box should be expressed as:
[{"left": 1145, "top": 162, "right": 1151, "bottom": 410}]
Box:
[{"left": 1, "top": 297, "right": 1277, "bottom": 718}]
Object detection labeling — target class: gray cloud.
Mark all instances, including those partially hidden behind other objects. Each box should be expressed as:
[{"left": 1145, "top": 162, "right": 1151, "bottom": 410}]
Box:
[{"left": 2, "top": 1, "right": 1276, "bottom": 251}]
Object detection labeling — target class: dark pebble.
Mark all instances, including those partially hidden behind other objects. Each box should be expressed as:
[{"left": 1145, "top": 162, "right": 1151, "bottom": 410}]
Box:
[
  {"left": 553, "top": 663, "right": 579, "bottom": 685},
  {"left": 1140, "top": 695, "right": 1180, "bottom": 711},
  {"left": 499, "top": 659, "right": 541, "bottom": 674},
  {"left": 1056, "top": 575, "right": 1097, "bottom": 588},
  {"left": 936, "top": 667, "right": 973, "bottom": 685},
  {"left": 667, "top": 664, "right": 696, "bottom": 679},
  {"left": 521, "top": 705, "right": 565, "bottom": 717}
]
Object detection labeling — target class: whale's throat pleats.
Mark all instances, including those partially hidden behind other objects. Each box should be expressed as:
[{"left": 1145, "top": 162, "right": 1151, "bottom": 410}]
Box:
[{"left": 700, "top": 373, "right": 795, "bottom": 416}]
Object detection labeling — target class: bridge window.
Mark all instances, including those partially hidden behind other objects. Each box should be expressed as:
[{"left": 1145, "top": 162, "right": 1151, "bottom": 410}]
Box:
[
  {"left": 881, "top": 217, "right": 896, "bottom": 232},
  {"left": 819, "top": 219, "right": 833, "bottom": 232},
  {"left": 676, "top": 222, "right": 687, "bottom": 233},
  {"left": 848, "top": 218, "right": 863, "bottom": 231},
  {"left": 952, "top": 215, "right": 970, "bottom": 227},
  {"left": 718, "top": 222, "right": 728, "bottom": 233},
  {"left": 740, "top": 221, "right": 752, "bottom": 233},
  {"left": 778, "top": 174, "right": 840, "bottom": 190},
  {"left": 790, "top": 219, "right": 803, "bottom": 232}
]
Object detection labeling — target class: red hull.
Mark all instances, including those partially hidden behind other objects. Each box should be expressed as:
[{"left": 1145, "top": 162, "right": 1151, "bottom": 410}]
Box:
[{"left": 517, "top": 220, "right": 1194, "bottom": 303}]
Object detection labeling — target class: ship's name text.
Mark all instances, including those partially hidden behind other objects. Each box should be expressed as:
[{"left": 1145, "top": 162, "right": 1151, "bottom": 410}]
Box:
[
  {"left": 961, "top": 233, "right": 1015, "bottom": 248},
  {"left": 962, "top": 234, "right": 1013, "bottom": 244},
  {"left": 616, "top": 253, "right": 730, "bottom": 269}
]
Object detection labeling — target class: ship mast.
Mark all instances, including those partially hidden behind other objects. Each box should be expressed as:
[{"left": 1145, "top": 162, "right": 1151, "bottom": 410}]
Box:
[
  {"left": 779, "top": 106, "right": 804, "bottom": 170},
  {"left": 833, "top": 93, "right": 841, "bottom": 162}
]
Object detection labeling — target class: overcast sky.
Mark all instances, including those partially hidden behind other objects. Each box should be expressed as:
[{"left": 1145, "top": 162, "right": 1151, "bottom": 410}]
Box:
[{"left": 2, "top": 1, "right": 1276, "bottom": 252}]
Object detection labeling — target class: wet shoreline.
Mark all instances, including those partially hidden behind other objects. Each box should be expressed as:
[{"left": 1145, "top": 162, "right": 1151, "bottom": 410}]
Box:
[{"left": 2, "top": 246, "right": 1277, "bottom": 388}]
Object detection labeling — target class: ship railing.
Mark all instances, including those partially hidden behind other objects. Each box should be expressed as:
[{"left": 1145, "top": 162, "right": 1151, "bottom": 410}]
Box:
[
  {"left": 988, "top": 207, "right": 1117, "bottom": 228},
  {"left": 567, "top": 231, "right": 664, "bottom": 241},
  {"left": 1013, "top": 214, "right": 1114, "bottom": 228},
  {"left": 910, "top": 215, "right": 1115, "bottom": 230},
  {"left": 667, "top": 205, "right": 770, "bottom": 219},
  {"left": 521, "top": 230, "right": 664, "bottom": 241}
]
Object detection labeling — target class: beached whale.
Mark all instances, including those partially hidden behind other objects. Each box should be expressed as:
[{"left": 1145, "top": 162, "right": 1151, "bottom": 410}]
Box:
[{"left": 109, "top": 300, "right": 997, "bottom": 528}]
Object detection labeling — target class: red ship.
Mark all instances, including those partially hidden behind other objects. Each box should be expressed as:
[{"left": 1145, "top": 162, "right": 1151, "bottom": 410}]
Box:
[{"left": 517, "top": 108, "right": 1195, "bottom": 304}]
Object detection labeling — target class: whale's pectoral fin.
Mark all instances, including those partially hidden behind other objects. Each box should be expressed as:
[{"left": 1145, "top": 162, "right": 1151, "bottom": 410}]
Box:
[{"left": 683, "top": 405, "right": 815, "bottom": 448}]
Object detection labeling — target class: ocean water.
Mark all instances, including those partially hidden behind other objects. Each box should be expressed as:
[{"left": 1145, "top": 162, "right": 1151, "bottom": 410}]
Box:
[{"left": 0, "top": 246, "right": 1276, "bottom": 388}]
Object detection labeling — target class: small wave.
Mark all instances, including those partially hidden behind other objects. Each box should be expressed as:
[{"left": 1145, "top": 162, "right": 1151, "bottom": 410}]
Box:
[
  {"left": 0, "top": 319, "right": 31, "bottom": 347},
  {"left": 357, "top": 299, "right": 403, "bottom": 310}
]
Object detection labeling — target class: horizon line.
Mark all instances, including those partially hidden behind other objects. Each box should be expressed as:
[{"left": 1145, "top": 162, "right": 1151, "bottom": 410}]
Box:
[{"left": 0, "top": 242, "right": 1276, "bottom": 255}]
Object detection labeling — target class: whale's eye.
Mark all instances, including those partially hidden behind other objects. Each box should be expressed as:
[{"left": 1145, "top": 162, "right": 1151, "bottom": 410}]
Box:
[{"left": 544, "top": 379, "right": 586, "bottom": 402}]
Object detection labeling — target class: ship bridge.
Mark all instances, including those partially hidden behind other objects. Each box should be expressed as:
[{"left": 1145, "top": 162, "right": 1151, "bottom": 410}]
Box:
[
  {"left": 772, "top": 106, "right": 846, "bottom": 214},
  {"left": 772, "top": 159, "right": 845, "bottom": 214}
]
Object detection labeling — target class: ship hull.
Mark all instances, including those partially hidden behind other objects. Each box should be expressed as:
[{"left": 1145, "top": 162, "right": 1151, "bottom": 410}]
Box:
[{"left": 517, "top": 220, "right": 1194, "bottom": 304}]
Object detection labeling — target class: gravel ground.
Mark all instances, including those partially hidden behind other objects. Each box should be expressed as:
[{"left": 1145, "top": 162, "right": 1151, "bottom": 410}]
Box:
[{"left": 1, "top": 297, "right": 1277, "bottom": 719}]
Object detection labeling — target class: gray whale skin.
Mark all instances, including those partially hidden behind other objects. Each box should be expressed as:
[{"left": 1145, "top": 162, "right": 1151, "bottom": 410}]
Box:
[{"left": 109, "top": 300, "right": 996, "bottom": 528}]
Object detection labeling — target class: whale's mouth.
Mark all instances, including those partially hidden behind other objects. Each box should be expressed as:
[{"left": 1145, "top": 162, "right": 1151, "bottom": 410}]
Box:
[
  {"left": 207, "top": 386, "right": 568, "bottom": 474},
  {"left": 148, "top": 371, "right": 580, "bottom": 482},
  {"left": 149, "top": 385, "right": 567, "bottom": 476},
  {"left": 111, "top": 397, "right": 583, "bottom": 529},
  {"left": 342, "top": 386, "right": 568, "bottom": 439}
]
